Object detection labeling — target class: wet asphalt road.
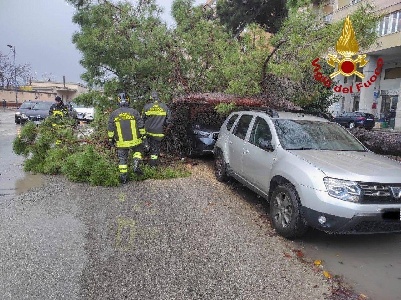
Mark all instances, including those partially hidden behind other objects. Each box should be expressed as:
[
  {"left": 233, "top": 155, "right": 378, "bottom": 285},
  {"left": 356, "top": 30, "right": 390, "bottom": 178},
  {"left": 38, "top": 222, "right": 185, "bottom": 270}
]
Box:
[
  {"left": 1, "top": 109, "right": 401, "bottom": 300},
  {"left": 0, "top": 109, "right": 24, "bottom": 200},
  {"left": 0, "top": 109, "right": 331, "bottom": 300}
]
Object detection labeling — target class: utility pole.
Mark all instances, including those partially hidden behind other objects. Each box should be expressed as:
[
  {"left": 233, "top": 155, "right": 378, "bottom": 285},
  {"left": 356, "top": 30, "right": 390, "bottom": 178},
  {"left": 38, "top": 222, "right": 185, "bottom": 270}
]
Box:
[{"left": 7, "top": 44, "right": 18, "bottom": 105}]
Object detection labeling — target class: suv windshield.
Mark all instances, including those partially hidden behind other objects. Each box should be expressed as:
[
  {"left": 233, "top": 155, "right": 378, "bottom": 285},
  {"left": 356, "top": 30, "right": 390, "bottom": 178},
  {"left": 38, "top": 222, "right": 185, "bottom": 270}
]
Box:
[{"left": 273, "top": 119, "right": 366, "bottom": 151}]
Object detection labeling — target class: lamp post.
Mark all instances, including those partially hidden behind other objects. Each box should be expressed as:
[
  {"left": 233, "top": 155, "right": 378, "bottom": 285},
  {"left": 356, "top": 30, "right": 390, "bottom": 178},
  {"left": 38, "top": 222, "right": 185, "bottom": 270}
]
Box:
[{"left": 7, "top": 44, "right": 18, "bottom": 105}]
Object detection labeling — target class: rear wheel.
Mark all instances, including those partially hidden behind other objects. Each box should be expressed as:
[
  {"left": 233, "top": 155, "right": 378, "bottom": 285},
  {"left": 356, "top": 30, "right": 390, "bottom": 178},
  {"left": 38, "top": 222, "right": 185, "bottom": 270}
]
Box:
[
  {"left": 270, "top": 183, "right": 308, "bottom": 239},
  {"left": 214, "top": 149, "right": 228, "bottom": 182}
]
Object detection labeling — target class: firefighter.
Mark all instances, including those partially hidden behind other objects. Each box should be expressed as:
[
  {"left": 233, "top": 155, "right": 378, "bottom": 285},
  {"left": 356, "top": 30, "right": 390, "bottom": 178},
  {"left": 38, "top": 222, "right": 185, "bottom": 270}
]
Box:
[
  {"left": 142, "top": 91, "right": 171, "bottom": 166},
  {"left": 108, "top": 92, "right": 145, "bottom": 183},
  {"left": 49, "top": 96, "right": 69, "bottom": 118},
  {"left": 49, "top": 96, "right": 69, "bottom": 144}
]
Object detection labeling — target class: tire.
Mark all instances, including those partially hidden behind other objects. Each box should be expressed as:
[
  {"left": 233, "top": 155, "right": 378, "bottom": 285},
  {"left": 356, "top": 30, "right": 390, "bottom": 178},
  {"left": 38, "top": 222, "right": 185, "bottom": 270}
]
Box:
[
  {"left": 349, "top": 122, "right": 355, "bottom": 129},
  {"left": 214, "top": 149, "right": 229, "bottom": 182},
  {"left": 270, "top": 183, "right": 308, "bottom": 239}
]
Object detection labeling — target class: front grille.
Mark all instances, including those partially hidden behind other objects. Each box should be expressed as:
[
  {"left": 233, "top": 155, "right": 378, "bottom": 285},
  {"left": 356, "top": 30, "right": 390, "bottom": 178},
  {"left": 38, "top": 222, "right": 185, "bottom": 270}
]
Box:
[
  {"left": 359, "top": 182, "right": 401, "bottom": 204},
  {"left": 349, "top": 220, "right": 401, "bottom": 233}
]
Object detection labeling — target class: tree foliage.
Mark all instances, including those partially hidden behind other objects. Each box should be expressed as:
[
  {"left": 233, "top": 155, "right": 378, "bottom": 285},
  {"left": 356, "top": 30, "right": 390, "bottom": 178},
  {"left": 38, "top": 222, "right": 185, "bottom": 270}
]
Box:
[
  {"left": 70, "top": 0, "right": 173, "bottom": 102},
  {"left": 171, "top": 0, "right": 274, "bottom": 96},
  {"left": 216, "top": 0, "right": 287, "bottom": 35},
  {"left": 13, "top": 116, "right": 190, "bottom": 186},
  {"left": 263, "top": 2, "right": 381, "bottom": 110}
]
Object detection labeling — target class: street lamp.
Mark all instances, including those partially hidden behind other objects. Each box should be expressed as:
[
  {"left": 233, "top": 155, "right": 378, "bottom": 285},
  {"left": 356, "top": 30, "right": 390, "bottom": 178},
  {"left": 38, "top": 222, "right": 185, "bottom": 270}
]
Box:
[{"left": 7, "top": 44, "right": 18, "bottom": 105}]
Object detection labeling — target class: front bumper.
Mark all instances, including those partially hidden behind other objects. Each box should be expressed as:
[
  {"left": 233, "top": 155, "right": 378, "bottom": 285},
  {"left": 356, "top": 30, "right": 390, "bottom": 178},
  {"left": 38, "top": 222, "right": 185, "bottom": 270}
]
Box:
[
  {"left": 21, "top": 115, "right": 46, "bottom": 125},
  {"left": 192, "top": 136, "right": 217, "bottom": 155},
  {"left": 303, "top": 207, "right": 401, "bottom": 233},
  {"left": 298, "top": 184, "right": 401, "bottom": 233}
]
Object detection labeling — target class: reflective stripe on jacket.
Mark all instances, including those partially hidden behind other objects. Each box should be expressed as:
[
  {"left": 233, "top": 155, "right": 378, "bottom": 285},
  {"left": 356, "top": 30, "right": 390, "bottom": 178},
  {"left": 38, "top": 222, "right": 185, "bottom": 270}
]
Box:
[
  {"left": 142, "top": 101, "right": 170, "bottom": 140},
  {"left": 108, "top": 107, "right": 144, "bottom": 148},
  {"left": 49, "top": 103, "right": 69, "bottom": 118}
]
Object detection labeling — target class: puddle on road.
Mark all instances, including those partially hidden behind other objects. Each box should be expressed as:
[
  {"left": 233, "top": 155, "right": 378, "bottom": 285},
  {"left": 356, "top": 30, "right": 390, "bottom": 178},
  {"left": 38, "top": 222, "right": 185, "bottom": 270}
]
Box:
[{"left": 14, "top": 173, "right": 44, "bottom": 195}]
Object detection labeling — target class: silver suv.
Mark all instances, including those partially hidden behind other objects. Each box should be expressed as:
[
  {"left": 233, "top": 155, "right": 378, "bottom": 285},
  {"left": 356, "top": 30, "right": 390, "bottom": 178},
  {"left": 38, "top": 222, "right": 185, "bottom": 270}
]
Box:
[{"left": 214, "top": 110, "right": 401, "bottom": 239}]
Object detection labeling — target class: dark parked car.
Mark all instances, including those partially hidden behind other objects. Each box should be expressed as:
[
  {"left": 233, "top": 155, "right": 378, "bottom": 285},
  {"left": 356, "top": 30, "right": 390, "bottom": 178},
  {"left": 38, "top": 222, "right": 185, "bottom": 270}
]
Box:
[
  {"left": 186, "top": 123, "right": 220, "bottom": 157},
  {"left": 20, "top": 101, "right": 53, "bottom": 125},
  {"left": 333, "top": 111, "right": 375, "bottom": 130},
  {"left": 15, "top": 101, "right": 37, "bottom": 124}
]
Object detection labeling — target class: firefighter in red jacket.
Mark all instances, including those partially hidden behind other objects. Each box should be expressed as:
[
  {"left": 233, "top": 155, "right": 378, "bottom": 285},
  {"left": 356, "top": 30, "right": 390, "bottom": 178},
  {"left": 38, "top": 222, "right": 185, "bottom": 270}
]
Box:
[
  {"left": 142, "top": 91, "right": 171, "bottom": 166},
  {"left": 108, "top": 92, "right": 145, "bottom": 183}
]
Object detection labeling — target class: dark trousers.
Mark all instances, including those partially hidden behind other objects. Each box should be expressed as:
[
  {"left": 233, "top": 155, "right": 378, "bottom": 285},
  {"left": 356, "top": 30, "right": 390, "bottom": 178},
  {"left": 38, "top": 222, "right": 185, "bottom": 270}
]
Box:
[
  {"left": 148, "top": 138, "right": 161, "bottom": 166},
  {"left": 117, "top": 145, "right": 143, "bottom": 174}
]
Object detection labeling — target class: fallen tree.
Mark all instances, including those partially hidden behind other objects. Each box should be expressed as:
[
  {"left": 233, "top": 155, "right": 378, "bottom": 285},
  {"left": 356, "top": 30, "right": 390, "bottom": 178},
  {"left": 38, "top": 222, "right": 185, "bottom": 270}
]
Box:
[
  {"left": 162, "top": 93, "right": 301, "bottom": 156},
  {"left": 350, "top": 128, "right": 401, "bottom": 157}
]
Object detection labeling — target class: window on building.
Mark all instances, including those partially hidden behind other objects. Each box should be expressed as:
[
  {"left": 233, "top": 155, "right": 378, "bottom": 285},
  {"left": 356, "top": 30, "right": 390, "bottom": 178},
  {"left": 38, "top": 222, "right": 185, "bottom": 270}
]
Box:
[
  {"left": 384, "top": 67, "right": 401, "bottom": 79},
  {"left": 353, "top": 96, "right": 360, "bottom": 112},
  {"left": 381, "top": 95, "right": 391, "bottom": 114},
  {"left": 377, "top": 10, "right": 401, "bottom": 36},
  {"left": 354, "top": 67, "right": 363, "bottom": 82}
]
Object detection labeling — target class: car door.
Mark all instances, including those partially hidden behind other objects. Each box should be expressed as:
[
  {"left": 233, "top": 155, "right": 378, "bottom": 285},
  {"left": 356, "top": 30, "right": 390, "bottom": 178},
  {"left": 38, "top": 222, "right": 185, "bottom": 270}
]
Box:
[
  {"left": 242, "top": 116, "right": 276, "bottom": 194},
  {"left": 228, "top": 114, "right": 254, "bottom": 175}
]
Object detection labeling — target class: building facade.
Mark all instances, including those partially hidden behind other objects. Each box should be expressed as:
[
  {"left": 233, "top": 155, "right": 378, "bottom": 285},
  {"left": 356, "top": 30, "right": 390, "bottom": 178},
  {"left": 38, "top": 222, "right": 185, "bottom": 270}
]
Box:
[
  {"left": 324, "top": 0, "right": 401, "bottom": 129},
  {"left": 1, "top": 80, "right": 87, "bottom": 107}
]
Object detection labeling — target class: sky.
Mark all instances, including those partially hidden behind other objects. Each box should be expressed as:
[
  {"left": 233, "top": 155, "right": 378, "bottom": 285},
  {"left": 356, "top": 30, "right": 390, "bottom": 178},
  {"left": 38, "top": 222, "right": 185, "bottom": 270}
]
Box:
[{"left": 0, "top": 0, "right": 205, "bottom": 85}]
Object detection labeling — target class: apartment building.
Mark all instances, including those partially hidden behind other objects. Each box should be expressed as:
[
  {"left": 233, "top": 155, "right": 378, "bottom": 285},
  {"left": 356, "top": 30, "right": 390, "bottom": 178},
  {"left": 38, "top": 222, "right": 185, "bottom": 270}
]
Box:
[{"left": 323, "top": 0, "right": 401, "bottom": 129}]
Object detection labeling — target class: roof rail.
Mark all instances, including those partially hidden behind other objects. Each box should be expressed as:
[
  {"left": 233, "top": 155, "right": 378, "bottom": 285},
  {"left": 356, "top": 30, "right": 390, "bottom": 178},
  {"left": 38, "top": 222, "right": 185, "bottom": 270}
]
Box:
[
  {"left": 239, "top": 106, "right": 279, "bottom": 118},
  {"left": 284, "top": 109, "right": 333, "bottom": 120}
]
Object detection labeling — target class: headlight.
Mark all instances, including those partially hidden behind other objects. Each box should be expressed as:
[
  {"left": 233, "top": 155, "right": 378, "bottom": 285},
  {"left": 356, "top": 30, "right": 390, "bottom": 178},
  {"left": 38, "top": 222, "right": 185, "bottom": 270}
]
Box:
[{"left": 323, "top": 177, "right": 361, "bottom": 203}]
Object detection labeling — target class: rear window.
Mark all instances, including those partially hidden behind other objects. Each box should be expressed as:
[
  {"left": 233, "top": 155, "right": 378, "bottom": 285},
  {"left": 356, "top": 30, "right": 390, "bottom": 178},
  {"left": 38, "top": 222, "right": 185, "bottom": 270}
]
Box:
[{"left": 226, "top": 114, "right": 238, "bottom": 131}]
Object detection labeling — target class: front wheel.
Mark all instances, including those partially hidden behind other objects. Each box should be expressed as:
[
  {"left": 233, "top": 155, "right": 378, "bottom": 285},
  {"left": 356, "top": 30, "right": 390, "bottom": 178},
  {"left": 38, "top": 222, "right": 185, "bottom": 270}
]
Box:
[
  {"left": 349, "top": 122, "right": 355, "bottom": 129},
  {"left": 214, "top": 149, "right": 229, "bottom": 182},
  {"left": 270, "top": 183, "right": 308, "bottom": 239}
]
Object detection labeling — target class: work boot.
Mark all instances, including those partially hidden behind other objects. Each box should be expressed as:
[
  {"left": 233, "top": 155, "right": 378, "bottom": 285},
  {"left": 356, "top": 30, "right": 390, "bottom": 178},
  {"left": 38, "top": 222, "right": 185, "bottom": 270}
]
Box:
[
  {"left": 133, "top": 159, "right": 143, "bottom": 176},
  {"left": 119, "top": 173, "right": 128, "bottom": 184},
  {"left": 149, "top": 159, "right": 158, "bottom": 167}
]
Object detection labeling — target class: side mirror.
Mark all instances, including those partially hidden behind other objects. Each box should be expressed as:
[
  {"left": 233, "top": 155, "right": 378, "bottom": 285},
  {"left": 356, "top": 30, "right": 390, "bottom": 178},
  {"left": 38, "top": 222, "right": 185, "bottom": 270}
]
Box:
[{"left": 258, "top": 139, "right": 274, "bottom": 152}]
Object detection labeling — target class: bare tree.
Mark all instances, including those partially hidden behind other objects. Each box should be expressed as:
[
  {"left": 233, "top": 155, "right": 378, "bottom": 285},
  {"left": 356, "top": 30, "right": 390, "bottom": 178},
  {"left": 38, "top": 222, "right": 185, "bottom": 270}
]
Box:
[{"left": 0, "top": 51, "right": 31, "bottom": 89}]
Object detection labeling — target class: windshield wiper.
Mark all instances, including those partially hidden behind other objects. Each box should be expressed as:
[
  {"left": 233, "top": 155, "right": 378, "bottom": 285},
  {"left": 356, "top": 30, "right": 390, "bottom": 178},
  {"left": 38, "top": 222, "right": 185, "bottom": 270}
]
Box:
[
  {"left": 286, "top": 147, "right": 316, "bottom": 150},
  {"left": 336, "top": 149, "right": 367, "bottom": 152}
]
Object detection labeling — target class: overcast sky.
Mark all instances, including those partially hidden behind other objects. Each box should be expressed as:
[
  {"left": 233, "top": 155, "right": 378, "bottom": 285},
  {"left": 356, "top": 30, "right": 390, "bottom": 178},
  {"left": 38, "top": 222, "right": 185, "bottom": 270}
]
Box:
[{"left": 0, "top": 0, "right": 205, "bottom": 84}]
